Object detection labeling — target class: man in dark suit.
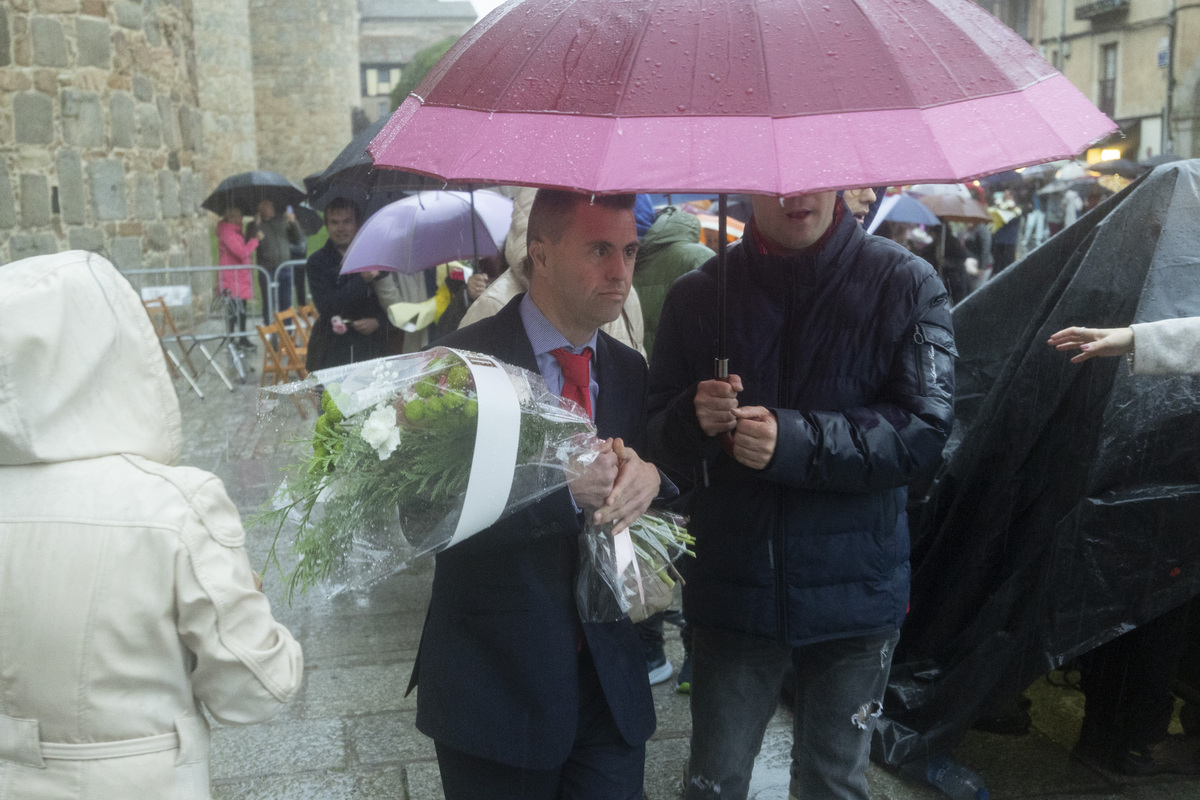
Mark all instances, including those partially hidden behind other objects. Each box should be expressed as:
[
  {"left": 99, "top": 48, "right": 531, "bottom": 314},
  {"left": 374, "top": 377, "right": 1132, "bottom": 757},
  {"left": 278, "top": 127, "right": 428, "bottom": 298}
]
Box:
[{"left": 409, "top": 190, "right": 668, "bottom": 799}]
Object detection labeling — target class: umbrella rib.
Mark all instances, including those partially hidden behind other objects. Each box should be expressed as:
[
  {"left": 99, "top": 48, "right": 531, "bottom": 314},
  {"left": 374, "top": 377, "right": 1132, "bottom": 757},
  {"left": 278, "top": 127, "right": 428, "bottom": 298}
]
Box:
[{"left": 752, "top": 2, "right": 783, "bottom": 194}]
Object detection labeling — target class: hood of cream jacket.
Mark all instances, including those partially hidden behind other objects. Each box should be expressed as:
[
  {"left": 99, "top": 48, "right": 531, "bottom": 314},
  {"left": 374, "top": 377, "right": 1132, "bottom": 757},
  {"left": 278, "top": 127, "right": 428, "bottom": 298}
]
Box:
[
  {"left": 0, "top": 250, "right": 182, "bottom": 466},
  {"left": 0, "top": 253, "right": 302, "bottom": 799}
]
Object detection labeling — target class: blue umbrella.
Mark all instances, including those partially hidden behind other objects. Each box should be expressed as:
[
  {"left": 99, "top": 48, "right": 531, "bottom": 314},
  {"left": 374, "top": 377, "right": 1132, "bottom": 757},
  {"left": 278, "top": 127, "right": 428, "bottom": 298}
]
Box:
[{"left": 867, "top": 192, "right": 941, "bottom": 233}]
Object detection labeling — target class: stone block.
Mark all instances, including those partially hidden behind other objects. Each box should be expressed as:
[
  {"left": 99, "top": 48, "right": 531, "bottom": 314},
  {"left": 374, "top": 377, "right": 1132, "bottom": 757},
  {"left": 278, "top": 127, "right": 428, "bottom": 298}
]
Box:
[
  {"left": 168, "top": 251, "right": 183, "bottom": 268},
  {"left": 61, "top": 89, "right": 104, "bottom": 148},
  {"left": 146, "top": 222, "right": 169, "bottom": 251},
  {"left": 404, "top": 762, "right": 445, "bottom": 800},
  {"left": 188, "top": 234, "right": 209, "bottom": 268},
  {"left": 178, "top": 170, "right": 196, "bottom": 215},
  {"left": 69, "top": 226, "right": 104, "bottom": 253},
  {"left": 210, "top": 773, "right": 358, "bottom": 800},
  {"left": 75, "top": 17, "right": 111, "bottom": 68},
  {"left": 20, "top": 173, "right": 51, "bottom": 227},
  {"left": 33, "top": 69, "right": 56, "bottom": 94},
  {"left": 35, "top": 231, "right": 58, "bottom": 254},
  {"left": 87, "top": 159, "right": 126, "bottom": 220},
  {"left": 55, "top": 148, "right": 85, "bottom": 224},
  {"left": 0, "top": 71, "right": 33, "bottom": 92},
  {"left": 166, "top": 150, "right": 178, "bottom": 171},
  {"left": 135, "top": 172, "right": 156, "bottom": 220},
  {"left": 143, "top": 1, "right": 161, "bottom": 47},
  {"left": 109, "top": 235, "right": 140, "bottom": 270},
  {"left": 0, "top": 165, "right": 15, "bottom": 228},
  {"left": 157, "top": 96, "right": 176, "bottom": 149},
  {"left": 30, "top": 16, "right": 67, "bottom": 67},
  {"left": 110, "top": 92, "right": 135, "bottom": 148},
  {"left": 0, "top": 7, "right": 10, "bottom": 67},
  {"left": 349, "top": 712, "right": 435, "bottom": 766},
  {"left": 9, "top": 234, "right": 39, "bottom": 263},
  {"left": 36, "top": 0, "right": 80, "bottom": 11},
  {"left": 132, "top": 72, "right": 152, "bottom": 102},
  {"left": 209, "top": 718, "right": 344, "bottom": 780},
  {"left": 14, "top": 92, "right": 53, "bottom": 144},
  {"left": 175, "top": 103, "right": 201, "bottom": 151},
  {"left": 115, "top": 1, "right": 142, "bottom": 30},
  {"left": 158, "top": 170, "right": 178, "bottom": 217},
  {"left": 81, "top": 0, "right": 105, "bottom": 16},
  {"left": 302, "top": 663, "right": 417, "bottom": 717},
  {"left": 137, "top": 102, "right": 161, "bottom": 148}
]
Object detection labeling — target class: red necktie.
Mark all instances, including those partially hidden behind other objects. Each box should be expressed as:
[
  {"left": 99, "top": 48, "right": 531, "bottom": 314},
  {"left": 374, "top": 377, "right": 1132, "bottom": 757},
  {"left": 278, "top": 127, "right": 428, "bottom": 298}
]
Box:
[{"left": 550, "top": 346, "right": 593, "bottom": 419}]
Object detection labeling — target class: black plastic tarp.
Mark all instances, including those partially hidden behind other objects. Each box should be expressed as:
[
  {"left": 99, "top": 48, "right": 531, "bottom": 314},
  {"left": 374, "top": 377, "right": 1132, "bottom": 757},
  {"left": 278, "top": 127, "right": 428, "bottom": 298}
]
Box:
[{"left": 875, "top": 160, "right": 1200, "bottom": 765}]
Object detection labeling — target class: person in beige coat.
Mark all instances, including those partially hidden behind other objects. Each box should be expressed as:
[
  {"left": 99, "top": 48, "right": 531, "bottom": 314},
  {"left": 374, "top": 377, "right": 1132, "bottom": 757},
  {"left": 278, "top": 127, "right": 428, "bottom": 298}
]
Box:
[
  {"left": 0, "top": 251, "right": 303, "bottom": 799},
  {"left": 1047, "top": 316, "right": 1200, "bottom": 374},
  {"left": 460, "top": 186, "right": 648, "bottom": 357}
]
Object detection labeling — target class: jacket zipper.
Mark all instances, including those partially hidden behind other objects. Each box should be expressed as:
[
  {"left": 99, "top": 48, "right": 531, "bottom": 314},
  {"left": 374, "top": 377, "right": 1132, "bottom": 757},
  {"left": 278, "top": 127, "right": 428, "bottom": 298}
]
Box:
[{"left": 774, "top": 260, "right": 797, "bottom": 644}]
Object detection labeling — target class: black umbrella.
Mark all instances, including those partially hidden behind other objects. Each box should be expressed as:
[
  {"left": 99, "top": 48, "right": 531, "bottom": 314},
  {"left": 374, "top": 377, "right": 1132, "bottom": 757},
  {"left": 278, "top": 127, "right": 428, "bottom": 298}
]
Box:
[
  {"left": 1140, "top": 153, "right": 1185, "bottom": 169},
  {"left": 201, "top": 170, "right": 306, "bottom": 216},
  {"left": 293, "top": 203, "right": 324, "bottom": 237},
  {"left": 1089, "top": 158, "right": 1145, "bottom": 179},
  {"left": 306, "top": 116, "right": 449, "bottom": 213}
]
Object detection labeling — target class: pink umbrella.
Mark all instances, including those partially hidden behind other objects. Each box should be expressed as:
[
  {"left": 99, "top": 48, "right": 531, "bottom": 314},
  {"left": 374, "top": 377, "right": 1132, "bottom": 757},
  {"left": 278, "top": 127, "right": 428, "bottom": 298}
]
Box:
[{"left": 369, "top": 0, "right": 1115, "bottom": 195}]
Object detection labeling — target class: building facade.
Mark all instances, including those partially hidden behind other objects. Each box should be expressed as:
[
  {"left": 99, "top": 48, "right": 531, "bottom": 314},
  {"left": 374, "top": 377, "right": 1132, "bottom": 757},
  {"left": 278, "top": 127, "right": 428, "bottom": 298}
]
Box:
[
  {"left": 358, "top": 0, "right": 475, "bottom": 121},
  {"left": 1041, "top": 0, "right": 1200, "bottom": 158}
]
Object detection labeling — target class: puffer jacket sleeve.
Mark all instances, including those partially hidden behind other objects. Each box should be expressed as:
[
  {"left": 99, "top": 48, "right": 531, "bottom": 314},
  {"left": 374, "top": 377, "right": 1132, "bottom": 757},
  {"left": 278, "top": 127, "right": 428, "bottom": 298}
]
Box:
[
  {"left": 762, "top": 272, "right": 956, "bottom": 492},
  {"left": 175, "top": 477, "right": 303, "bottom": 725}
]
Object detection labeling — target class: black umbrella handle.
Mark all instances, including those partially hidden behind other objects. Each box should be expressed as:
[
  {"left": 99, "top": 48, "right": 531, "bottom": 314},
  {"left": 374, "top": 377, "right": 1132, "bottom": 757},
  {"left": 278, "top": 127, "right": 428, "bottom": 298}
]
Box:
[{"left": 715, "top": 193, "right": 729, "bottom": 379}]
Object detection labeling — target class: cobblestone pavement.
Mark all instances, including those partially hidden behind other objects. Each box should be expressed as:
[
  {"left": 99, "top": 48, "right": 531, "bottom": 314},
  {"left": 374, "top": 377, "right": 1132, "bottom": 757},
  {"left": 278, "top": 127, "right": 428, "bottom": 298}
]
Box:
[{"left": 174, "top": 361, "right": 1200, "bottom": 799}]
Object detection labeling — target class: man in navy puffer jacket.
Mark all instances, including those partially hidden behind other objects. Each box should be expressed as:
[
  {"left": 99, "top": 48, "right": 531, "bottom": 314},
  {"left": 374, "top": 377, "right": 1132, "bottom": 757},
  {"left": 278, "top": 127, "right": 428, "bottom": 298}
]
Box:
[{"left": 648, "top": 192, "right": 956, "bottom": 800}]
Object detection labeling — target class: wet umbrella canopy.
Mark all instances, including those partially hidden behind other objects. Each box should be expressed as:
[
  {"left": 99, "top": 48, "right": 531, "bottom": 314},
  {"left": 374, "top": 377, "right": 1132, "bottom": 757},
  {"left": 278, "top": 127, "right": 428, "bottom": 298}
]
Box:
[
  {"left": 307, "top": 117, "right": 450, "bottom": 214},
  {"left": 201, "top": 171, "right": 306, "bottom": 216},
  {"left": 370, "top": 0, "right": 1115, "bottom": 195},
  {"left": 339, "top": 190, "right": 514, "bottom": 276},
  {"left": 875, "top": 161, "right": 1200, "bottom": 764}
]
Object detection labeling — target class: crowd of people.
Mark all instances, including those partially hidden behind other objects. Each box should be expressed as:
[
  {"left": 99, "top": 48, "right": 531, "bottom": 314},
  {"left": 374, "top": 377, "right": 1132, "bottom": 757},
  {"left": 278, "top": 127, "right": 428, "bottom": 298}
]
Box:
[{"left": 1, "top": 172, "right": 1195, "bottom": 800}]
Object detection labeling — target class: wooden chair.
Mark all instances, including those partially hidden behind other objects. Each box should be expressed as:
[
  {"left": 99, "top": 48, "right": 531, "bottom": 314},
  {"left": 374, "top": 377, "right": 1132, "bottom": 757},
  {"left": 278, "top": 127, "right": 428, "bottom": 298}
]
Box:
[
  {"left": 274, "top": 307, "right": 309, "bottom": 361},
  {"left": 295, "top": 303, "right": 318, "bottom": 339},
  {"left": 257, "top": 320, "right": 316, "bottom": 417},
  {"left": 143, "top": 297, "right": 204, "bottom": 398}
]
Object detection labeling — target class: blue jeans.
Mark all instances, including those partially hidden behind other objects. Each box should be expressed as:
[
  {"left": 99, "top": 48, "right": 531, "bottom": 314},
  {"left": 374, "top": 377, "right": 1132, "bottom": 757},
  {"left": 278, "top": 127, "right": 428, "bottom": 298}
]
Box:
[{"left": 684, "top": 626, "right": 900, "bottom": 800}]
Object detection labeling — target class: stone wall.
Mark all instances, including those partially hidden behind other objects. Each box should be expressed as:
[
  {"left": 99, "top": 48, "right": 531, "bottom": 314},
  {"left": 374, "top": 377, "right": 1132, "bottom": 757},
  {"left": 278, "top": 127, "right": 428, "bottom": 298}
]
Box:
[
  {"left": 247, "top": 0, "right": 359, "bottom": 184},
  {"left": 192, "top": 0, "right": 257, "bottom": 198},
  {"left": 0, "top": 0, "right": 212, "bottom": 271}
]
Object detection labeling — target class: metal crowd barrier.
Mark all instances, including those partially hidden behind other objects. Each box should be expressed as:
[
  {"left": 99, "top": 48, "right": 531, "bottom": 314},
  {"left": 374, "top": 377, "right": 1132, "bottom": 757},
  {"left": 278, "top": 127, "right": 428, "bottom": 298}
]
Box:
[{"left": 124, "top": 264, "right": 284, "bottom": 396}]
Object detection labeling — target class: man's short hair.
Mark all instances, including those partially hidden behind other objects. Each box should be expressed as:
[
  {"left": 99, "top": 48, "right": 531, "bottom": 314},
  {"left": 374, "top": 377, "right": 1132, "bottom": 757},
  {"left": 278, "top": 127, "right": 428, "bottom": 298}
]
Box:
[
  {"left": 527, "top": 189, "right": 636, "bottom": 251},
  {"left": 324, "top": 196, "right": 362, "bottom": 226}
]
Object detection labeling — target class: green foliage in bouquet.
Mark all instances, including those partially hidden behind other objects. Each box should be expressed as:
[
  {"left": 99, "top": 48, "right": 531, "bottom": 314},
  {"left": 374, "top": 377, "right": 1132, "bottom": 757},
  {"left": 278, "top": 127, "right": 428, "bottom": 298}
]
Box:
[{"left": 259, "top": 352, "right": 592, "bottom": 601}]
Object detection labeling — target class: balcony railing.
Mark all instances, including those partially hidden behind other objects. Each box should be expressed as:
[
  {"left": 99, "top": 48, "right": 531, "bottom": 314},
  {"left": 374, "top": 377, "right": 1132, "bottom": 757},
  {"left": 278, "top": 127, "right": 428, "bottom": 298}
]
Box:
[{"left": 1075, "top": 0, "right": 1130, "bottom": 20}]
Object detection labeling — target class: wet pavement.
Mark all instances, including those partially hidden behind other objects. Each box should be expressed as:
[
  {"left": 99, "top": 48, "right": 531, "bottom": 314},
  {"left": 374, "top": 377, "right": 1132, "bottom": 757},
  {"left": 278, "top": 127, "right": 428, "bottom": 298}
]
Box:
[{"left": 174, "top": 361, "right": 1200, "bottom": 799}]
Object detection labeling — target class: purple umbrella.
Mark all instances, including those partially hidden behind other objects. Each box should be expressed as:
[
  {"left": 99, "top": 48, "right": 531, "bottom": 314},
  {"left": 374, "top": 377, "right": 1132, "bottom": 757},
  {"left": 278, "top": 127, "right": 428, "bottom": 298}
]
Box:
[{"left": 339, "top": 190, "right": 513, "bottom": 276}]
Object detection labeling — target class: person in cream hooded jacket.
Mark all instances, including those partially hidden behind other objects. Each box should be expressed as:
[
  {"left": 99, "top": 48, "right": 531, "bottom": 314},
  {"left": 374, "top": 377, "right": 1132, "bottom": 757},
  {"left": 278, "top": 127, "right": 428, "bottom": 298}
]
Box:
[{"left": 0, "top": 252, "right": 303, "bottom": 798}]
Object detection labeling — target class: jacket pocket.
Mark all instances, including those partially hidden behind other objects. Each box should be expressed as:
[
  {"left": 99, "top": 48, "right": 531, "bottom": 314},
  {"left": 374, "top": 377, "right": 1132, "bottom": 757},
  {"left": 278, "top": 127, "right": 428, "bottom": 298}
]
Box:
[{"left": 912, "top": 322, "right": 957, "bottom": 400}]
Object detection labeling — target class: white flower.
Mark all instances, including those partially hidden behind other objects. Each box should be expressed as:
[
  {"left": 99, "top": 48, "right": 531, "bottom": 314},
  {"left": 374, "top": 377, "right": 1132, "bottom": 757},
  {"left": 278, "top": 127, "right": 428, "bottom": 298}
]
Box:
[{"left": 360, "top": 404, "right": 401, "bottom": 460}]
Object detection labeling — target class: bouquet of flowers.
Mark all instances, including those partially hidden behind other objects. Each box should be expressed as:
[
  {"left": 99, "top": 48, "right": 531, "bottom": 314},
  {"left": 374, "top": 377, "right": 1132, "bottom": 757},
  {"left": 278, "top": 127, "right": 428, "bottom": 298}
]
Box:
[
  {"left": 578, "top": 509, "right": 694, "bottom": 624},
  {"left": 258, "top": 347, "right": 693, "bottom": 612}
]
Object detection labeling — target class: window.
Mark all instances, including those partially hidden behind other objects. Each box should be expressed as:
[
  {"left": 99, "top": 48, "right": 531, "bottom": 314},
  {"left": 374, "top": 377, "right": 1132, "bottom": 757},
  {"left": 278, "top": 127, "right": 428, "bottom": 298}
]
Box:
[
  {"left": 362, "top": 65, "right": 403, "bottom": 98},
  {"left": 977, "top": 0, "right": 1031, "bottom": 40},
  {"left": 1098, "top": 43, "right": 1117, "bottom": 117}
]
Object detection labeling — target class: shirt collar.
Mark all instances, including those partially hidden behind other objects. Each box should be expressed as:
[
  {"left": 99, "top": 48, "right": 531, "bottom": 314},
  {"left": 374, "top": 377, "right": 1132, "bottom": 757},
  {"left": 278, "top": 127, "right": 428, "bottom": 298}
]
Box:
[{"left": 518, "top": 293, "right": 598, "bottom": 358}]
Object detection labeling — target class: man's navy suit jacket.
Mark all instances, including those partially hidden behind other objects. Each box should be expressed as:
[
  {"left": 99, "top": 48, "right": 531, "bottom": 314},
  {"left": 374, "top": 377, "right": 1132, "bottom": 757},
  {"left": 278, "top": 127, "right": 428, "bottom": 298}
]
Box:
[{"left": 408, "top": 294, "right": 656, "bottom": 769}]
